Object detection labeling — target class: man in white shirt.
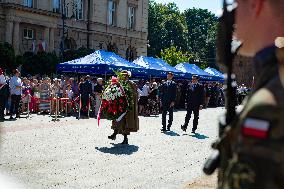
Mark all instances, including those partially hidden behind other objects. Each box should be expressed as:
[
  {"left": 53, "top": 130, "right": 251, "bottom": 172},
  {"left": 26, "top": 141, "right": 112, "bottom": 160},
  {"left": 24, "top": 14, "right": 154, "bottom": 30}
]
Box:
[
  {"left": 138, "top": 81, "right": 150, "bottom": 115},
  {"left": 9, "top": 69, "right": 22, "bottom": 119}
]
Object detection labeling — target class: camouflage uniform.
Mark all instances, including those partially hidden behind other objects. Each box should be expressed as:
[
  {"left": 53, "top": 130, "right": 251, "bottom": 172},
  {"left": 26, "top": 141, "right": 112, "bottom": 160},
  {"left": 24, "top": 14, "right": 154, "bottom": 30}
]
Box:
[{"left": 220, "top": 46, "right": 284, "bottom": 189}]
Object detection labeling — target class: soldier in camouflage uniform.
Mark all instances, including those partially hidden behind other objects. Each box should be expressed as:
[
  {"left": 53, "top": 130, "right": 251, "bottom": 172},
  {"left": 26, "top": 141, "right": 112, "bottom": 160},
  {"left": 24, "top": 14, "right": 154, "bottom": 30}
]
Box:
[{"left": 219, "top": 0, "right": 284, "bottom": 188}]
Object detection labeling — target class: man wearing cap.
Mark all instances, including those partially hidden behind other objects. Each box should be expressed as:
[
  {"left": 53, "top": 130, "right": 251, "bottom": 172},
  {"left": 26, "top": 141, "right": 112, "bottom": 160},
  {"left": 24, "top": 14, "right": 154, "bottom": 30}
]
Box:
[
  {"left": 159, "top": 72, "right": 177, "bottom": 132},
  {"left": 108, "top": 70, "right": 139, "bottom": 144},
  {"left": 181, "top": 75, "right": 205, "bottom": 133},
  {"left": 0, "top": 68, "right": 8, "bottom": 121},
  {"left": 9, "top": 69, "right": 22, "bottom": 119}
]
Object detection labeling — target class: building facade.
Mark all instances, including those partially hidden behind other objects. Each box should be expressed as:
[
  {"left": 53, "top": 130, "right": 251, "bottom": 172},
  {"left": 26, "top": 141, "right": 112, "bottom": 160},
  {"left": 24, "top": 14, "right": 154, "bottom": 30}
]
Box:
[
  {"left": 0, "top": 0, "right": 148, "bottom": 59},
  {"left": 219, "top": 55, "right": 254, "bottom": 88}
]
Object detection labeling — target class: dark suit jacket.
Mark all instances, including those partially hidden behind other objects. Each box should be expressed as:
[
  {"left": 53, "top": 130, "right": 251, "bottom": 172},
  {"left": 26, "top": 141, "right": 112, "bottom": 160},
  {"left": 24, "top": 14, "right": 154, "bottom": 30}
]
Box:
[
  {"left": 159, "top": 80, "right": 177, "bottom": 107},
  {"left": 79, "top": 80, "right": 93, "bottom": 98},
  {"left": 185, "top": 83, "right": 205, "bottom": 109}
]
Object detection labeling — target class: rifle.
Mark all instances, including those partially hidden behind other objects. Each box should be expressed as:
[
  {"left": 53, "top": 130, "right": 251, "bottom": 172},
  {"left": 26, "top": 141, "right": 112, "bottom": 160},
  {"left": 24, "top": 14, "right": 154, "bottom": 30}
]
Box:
[{"left": 203, "top": 0, "right": 240, "bottom": 182}]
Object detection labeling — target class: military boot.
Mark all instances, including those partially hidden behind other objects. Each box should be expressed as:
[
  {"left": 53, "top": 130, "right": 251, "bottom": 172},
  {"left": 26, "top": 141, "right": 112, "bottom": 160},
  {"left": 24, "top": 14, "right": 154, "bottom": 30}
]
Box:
[
  {"left": 121, "top": 135, "right": 128, "bottom": 145},
  {"left": 108, "top": 130, "right": 118, "bottom": 140}
]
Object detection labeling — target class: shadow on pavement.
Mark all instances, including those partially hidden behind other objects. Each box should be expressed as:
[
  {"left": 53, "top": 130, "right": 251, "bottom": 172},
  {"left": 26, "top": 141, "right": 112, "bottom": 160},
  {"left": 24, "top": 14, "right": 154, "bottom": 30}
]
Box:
[
  {"left": 189, "top": 133, "right": 209, "bottom": 140},
  {"left": 164, "top": 131, "right": 180, "bottom": 137},
  {"left": 95, "top": 144, "right": 139, "bottom": 155}
]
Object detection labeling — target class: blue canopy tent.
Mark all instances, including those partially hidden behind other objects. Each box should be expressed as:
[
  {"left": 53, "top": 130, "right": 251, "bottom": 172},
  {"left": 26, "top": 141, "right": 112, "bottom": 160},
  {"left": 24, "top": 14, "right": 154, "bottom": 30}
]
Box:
[
  {"left": 204, "top": 67, "right": 225, "bottom": 81},
  {"left": 133, "top": 56, "right": 186, "bottom": 78},
  {"left": 175, "top": 63, "right": 219, "bottom": 81},
  {"left": 57, "top": 50, "right": 151, "bottom": 77}
]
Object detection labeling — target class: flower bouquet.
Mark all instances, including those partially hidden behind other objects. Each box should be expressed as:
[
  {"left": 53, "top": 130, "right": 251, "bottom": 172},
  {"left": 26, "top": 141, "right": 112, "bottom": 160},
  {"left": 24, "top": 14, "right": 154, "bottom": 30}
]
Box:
[{"left": 99, "top": 76, "right": 129, "bottom": 121}]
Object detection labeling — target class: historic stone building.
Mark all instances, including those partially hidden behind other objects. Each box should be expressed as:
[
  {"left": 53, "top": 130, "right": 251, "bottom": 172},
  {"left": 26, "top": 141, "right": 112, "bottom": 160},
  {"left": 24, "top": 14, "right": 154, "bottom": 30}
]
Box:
[
  {"left": 219, "top": 55, "right": 254, "bottom": 88},
  {"left": 0, "top": 0, "right": 148, "bottom": 59}
]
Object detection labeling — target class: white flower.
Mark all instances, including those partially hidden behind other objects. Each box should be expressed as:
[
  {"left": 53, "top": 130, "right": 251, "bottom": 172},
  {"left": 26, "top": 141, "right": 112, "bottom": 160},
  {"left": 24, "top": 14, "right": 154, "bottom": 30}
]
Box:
[{"left": 111, "top": 95, "right": 115, "bottom": 100}]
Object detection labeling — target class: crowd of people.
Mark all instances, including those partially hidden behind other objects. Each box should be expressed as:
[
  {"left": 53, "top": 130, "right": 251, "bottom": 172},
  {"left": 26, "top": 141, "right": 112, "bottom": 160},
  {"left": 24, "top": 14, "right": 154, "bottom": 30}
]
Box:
[
  {"left": 136, "top": 79, "right": 227, "bottom": 117},
  {"left": 0, "top": 69, "right": 104, "bottom": 121},
  {"left": 0, "top": 68, "right": 249, "bottom": 122}
]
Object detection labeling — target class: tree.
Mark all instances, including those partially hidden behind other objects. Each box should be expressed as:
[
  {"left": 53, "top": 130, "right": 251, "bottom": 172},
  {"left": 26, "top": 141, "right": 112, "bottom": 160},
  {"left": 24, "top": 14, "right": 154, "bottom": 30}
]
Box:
[
  {"left": 21, "top": 52, "right": 59, "bottom": 76},
  {"left": 63, "top": 47, "right": 95, "bottom": 62},
  {"left": 148, "top": 1, "right": 188, "bottom": 57},
  {"left": 148, "top": 2, "right": 218, "bottom": 68},
  {"left": 184, "top": 8, "right": 218, "bottom": 68},
  {"left": 160, "top": 46, "right": 194, "bottom": 67},
  {"left": 0, "top": 42, "right": 18, "bottom": 73}
]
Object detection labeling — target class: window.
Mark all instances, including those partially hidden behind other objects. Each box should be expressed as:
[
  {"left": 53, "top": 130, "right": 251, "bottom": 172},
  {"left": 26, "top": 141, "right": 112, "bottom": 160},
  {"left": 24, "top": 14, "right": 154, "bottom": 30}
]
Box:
[
  {"left": 128, "top": 6, "right": 135, "bottom": 29},
  {"left": 53, "top": 0, "right": 61, "bottom": 13},
  {"left": 23, "top": 0, "right": 33, "bottom": 8},
  {"left": 63, "top": 5, "right": 68, "bottom": 17},
  {"left": 75, "top": 0, "right": 83, "bottom": 20},
  {"left": 108, "top": 0, "right": 116, "bottom": 26},
  {"left": 23, "top": 28, "right": 34, "bottom": 39}
]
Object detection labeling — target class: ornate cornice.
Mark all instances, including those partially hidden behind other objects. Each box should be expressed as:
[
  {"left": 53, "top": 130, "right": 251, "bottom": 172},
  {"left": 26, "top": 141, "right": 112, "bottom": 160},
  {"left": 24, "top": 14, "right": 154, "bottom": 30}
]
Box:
[{"left": 0, "top": 3, "right": 61, "bottom": 18}]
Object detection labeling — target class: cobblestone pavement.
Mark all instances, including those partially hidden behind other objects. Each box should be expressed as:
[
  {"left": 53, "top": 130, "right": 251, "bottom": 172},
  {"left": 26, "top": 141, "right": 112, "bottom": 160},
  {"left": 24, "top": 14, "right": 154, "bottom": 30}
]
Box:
[{"left": 0, "top": 108, "right": 223, "bottom": 189}]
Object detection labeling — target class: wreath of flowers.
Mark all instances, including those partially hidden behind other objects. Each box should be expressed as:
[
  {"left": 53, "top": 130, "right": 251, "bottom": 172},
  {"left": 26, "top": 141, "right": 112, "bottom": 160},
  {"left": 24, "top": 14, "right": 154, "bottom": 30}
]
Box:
[{"left": 99, "top": 71, "right": 134, "bottom": 121}]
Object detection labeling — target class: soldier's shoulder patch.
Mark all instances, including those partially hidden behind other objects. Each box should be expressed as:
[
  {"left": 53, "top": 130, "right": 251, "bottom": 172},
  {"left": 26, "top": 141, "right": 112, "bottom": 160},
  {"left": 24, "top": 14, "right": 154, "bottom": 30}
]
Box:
[{"left": 242, "top": 118, "right": 270, "bottom": 139}]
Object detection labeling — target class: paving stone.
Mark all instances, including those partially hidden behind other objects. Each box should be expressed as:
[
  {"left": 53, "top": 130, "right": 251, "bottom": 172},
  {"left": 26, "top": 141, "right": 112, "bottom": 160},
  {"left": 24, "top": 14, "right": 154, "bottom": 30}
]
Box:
[{"left": 0, "top": 108, "right": 224, "bottom": 189}]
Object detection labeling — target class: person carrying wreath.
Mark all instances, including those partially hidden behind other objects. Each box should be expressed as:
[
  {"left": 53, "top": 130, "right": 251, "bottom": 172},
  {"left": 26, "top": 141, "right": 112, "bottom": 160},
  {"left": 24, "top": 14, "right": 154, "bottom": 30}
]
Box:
[{"left": 107, "top": 70, "right": 139, "bottom": 145}]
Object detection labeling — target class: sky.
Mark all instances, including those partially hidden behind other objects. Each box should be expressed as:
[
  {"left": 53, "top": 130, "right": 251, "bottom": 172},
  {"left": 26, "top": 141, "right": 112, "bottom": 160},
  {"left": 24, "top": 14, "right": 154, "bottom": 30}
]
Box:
[{"left": 154, "top": 0, "right": 231, "bottom": 15}]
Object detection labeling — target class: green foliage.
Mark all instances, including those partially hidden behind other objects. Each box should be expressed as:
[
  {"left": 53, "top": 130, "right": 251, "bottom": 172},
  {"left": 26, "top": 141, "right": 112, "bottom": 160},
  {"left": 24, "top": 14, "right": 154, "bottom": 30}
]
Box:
[
  {"left": 20, "top": 52, "right": 59, "bottom": 76},
  {"left": 160, "top": 46, "right": 193, "bottom": 67},
  {"left": 0, "top": 42, "right": 18, "bottom": 73},
  {"left": 0, "top": 42, "right": 96, "bottom": 75},
  {"left": 184, "top": 8, "right": 218, "bottom": 67},
  {"left": 63, "top": 47, "right": 95, "bottom": 62},
  {"left": 148, "top": 1, "right": 188, "bottom": 57},
  {"left": 148, "top": 2, "right": 218, "bottom": 68}
]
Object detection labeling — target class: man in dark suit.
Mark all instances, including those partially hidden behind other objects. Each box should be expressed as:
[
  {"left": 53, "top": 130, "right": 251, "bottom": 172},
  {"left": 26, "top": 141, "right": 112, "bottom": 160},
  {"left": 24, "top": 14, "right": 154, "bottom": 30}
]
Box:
[
  {"left": 159, "top": 72, "right": 177, "bottom": 132},
  {"left": 79, "top": 75, "right": 93, "bottom": 117},
  {"left": 181, "top": 75, "right": 205, "bottom": 133}
]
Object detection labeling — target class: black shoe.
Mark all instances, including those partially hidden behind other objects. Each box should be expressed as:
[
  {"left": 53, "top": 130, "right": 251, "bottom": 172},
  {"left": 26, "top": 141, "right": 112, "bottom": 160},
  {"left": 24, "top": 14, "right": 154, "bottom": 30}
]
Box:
[
  {"left": 16, "top": 115, "right": 20, "bottom": 119},
  {"left": 191, "top": 130, "right": 196, "bottom": 134},
  {"left": 181, "top": 125, "right": 187, "bottom": 132},
  {"left": 166, "top": 127, "right": 171, "bottom": 131},
  {"left": 108, "top": 134, "right": 116, "bottom": 140},
  {"left": 0, "top": 118, "right": 6, "bottom": 122},
  {"left": 9, "top": 116, "right": 13, "bottom": 120},
  {"left": 161, "top": 128, "right": 166, "bottom": 132},
  {"left": 121, "top": 138, "right": 128, "bottom": 145}
]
